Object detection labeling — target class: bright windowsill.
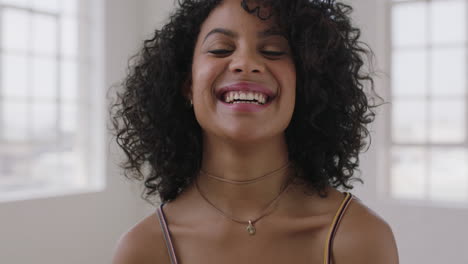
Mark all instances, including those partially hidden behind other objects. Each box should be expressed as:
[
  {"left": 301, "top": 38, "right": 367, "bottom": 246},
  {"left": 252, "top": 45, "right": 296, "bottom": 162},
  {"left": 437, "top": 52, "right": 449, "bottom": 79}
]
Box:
[{"left": 0, "top": 183, "right": 105, "bottom": 204}]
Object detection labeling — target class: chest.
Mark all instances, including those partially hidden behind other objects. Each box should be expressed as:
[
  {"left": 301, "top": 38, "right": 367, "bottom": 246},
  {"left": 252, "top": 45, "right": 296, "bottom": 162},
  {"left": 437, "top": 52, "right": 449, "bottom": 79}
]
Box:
[{"left": 168, "top": 218, "right": 332, "bottom": 264}]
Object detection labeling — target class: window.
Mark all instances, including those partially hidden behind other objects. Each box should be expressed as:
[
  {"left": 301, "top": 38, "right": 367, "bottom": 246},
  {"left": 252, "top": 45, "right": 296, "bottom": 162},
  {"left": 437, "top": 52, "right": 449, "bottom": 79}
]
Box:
[
  {"left": 390, "top": 0, "right": 468, "bottom": 204},
  {"left": 0, "top": 0, "right": 105, "bottom": 202}
]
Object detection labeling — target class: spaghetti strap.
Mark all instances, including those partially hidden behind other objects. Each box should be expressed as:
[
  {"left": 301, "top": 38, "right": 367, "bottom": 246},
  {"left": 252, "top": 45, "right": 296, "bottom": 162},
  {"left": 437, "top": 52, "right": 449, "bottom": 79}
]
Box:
[
  {"left": 156, "top": 204, "right": 179, "bottom": 264},
  {"left": 323, "top": 192, "right": 354, "bottom": 264}
]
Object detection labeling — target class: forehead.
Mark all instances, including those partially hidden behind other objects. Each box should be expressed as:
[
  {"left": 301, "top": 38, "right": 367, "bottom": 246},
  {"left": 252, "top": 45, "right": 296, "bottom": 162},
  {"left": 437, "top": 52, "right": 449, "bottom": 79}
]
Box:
[{"left": 199, "top": 0, "right": 278, "bottom": 35}]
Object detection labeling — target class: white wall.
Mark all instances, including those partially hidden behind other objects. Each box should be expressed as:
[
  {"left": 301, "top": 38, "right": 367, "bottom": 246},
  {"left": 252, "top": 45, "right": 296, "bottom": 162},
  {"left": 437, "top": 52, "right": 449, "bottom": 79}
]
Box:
[
  {"left": 141, "top": 0, "right": 176, "bottom": 38},
  {"left": 0, "top": 1, "right": 156, "bottom": 263}
]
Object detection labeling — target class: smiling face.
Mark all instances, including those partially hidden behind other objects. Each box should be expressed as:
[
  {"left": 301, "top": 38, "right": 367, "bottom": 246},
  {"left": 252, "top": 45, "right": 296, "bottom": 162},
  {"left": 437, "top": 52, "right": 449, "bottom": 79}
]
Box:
[{"left": 190, "top": 0, "right": 296, "bottom": 144}]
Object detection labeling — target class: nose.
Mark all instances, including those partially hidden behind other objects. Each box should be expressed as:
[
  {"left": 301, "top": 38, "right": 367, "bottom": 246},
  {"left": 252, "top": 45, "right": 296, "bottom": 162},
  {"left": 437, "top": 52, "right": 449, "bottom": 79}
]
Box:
[{"left": 229, "top": 49, "right": 265, "bottom": 74}]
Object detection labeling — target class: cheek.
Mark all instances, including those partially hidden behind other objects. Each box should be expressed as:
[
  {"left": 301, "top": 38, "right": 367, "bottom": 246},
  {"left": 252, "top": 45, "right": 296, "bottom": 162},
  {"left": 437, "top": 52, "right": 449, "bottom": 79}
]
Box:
[
  {"left": 191, "top": 59, "right": 223, "bottom": 98},
  {"left": 279, "top": 63, "right": 296, "bottom": 123},
  {"left": 276, "top": 62, "right": 296, "bottom": 103},
  {"left": 286, "top": 64, "right": 296, "bottom": 98}
]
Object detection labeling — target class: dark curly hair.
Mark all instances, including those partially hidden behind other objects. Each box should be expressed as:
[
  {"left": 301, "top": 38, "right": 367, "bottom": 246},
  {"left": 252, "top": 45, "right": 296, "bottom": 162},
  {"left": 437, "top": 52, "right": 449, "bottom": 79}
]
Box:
[{"left": 111, "top": 0, "right": 378, "bottom": 203}]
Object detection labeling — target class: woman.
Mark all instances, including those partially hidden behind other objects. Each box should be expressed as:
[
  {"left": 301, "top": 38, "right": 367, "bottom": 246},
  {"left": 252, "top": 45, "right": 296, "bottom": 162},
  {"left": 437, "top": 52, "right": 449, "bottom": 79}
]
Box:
[{"left": 111, "top": 0, "right": 399, "bottom": 263}]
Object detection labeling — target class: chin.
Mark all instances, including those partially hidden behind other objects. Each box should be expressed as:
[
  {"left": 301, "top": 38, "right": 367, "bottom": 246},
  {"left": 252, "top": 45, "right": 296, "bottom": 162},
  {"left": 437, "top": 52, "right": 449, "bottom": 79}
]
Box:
[
  {"left": 226, "top": 133, "right": 265, "bottom": 144},
  {"left": 200, "top": 117, "right": 290, "bottom": 145},
  {"left": 221, "top": 127, "right": 284, "bottom": 145}
]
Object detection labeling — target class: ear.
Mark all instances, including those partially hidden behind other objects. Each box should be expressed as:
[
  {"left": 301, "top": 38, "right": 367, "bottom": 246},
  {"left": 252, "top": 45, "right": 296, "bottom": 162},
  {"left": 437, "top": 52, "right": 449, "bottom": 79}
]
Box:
[
  {"left": 181, "top": 76, "right": 193, "bottom": 108},
  {"left": 181, "top": 75, "right": 193, "bottom": 101}
]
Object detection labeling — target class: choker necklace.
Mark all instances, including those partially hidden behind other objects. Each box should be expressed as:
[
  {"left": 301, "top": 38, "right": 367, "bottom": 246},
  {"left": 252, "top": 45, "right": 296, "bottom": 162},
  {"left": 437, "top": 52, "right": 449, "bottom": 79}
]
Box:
[
  {"left": 199, "top": 162, "right": 291, "bottom": 185},
  {"left": 195, "top": 175, "right": 293, "bottom": 236}
]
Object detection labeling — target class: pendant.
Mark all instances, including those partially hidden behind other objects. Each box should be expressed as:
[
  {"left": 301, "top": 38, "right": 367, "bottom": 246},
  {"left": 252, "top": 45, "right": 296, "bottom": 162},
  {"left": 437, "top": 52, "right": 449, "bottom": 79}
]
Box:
[{"left": 246, "top": 220, "right": 256, "bottom": 235}]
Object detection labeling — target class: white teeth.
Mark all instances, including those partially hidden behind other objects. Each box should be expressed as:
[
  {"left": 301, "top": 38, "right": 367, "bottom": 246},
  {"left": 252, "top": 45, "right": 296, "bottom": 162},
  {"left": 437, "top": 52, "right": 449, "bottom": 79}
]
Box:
[{"left": 222, "top": 91, "right": 270, "bottom": 104}]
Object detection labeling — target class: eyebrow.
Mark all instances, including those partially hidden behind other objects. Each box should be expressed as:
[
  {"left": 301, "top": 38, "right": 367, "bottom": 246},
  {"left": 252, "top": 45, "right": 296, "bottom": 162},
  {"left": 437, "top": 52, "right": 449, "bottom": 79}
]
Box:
[
  {"left": 203, "top": 28, "right": 286, "bottom": 43},
  {"left": 203, "top": 28, "right": 238, "bottom": 43}
]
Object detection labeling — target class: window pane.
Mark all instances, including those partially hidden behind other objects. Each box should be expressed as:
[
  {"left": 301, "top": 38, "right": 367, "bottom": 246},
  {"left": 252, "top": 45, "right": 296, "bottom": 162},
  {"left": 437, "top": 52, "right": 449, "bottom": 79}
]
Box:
[
  {"left": 2, "top": 8, "right": 29, "bottom": 52},
  {"left": 32, "top": 14, "right": 58, "bottom": 56},
  {"left": 431, "top": 47, "right": 466, "bottom": 96},
  {"left": 31, "top": 0, "right": 60, "bottom": 13},
  {"left": 0, "top": 0, "right": 103, "bottom": 201},
  {"left": 1, "top": 0, "right": 28, "bottom": 7},
  {"left": 431, "top": 0, "right": 466, "bottom": 45},
  {"left": 61, "top": 60, "right": 79, "bottom": 101},
  {"left": 60, "top": 103, "right": 78, "bottom": 135},
  {"left": 32, "top": 57, "right": 57, "bottom": 99},
  {"left": 391, "top": 147, "right": 426, "bottom": 199},
  {"left": 29, "top": 149, "right": 61, "bottom": 185},
  {"left": 430, "top": 148, "right": 468, "bottom": 202},
  {"left": 2, "top": 54, "right": 28, "bottom": 98},
  {"left": 392, "top": 50, "right": 427, "bottom": 97},
  {"left": 392, "top": 2, "right": 427, "bottom": 47},
  {"left": 392, "top": 100, "right": 427, "bottom": 143},
  {"left": 0, "top": 143, "right": 32, "bottom": 183},
  {"left": 2, "top": 101, "right": 28, "bottom": 141},
  {"left": 62, "top": 0, "right": 79, "bottom": 15},
  {"left": 430, "top": 100, "right": 465, "bottom": 143},
  {"left": 58, "top": 151, "right": 85, "bottom": 186},
  {"left": 31, "top": 103, "right": 57, "bottom": 139},
  {"left": 33, "top": 151, "right": 86, "bottom": 187},
  {"left": 61, "top": 17, "right": 78, "bottom": 58}
]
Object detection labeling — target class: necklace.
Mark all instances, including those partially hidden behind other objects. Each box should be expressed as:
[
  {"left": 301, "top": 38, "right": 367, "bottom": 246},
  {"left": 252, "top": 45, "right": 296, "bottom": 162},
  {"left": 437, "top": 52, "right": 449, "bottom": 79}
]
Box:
[
  {"left": 199, "top": 162, "right": 291, "bottom": 185},
  {"left": 195, "top": 175, "right": 293, "bottom": 236}
]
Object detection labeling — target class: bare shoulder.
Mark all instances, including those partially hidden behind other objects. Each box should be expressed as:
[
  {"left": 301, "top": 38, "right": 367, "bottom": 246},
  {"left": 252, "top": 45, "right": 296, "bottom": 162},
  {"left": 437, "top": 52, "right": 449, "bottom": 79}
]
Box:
[
  {"left": 332, "top": 195, "right": 399, "bottom": 264},
  {"left": 112, "top": 211, "right": 170, "bottom": 264}
]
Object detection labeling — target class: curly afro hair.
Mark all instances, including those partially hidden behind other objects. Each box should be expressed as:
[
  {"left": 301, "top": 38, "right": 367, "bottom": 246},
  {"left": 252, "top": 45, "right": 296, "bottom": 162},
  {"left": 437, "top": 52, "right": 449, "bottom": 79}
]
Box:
[{"left": 111, "top": 0, "right": 378, "bottom": 203}]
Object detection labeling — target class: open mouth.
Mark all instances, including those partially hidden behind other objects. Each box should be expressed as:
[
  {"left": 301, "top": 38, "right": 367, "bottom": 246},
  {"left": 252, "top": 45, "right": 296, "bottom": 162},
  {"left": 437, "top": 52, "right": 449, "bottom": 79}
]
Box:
[{"left": 218, "top": 91, "right": 272, "bottom": 106}]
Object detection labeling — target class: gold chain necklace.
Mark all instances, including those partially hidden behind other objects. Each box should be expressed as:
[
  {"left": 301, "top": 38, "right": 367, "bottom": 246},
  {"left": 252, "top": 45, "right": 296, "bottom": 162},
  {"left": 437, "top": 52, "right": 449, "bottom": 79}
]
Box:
[
  {"left": 195, "top": 175, "right": 292, "bottom": 236},
  {"left": 199, "top": 162, "right": 291, "bottom": 185}
]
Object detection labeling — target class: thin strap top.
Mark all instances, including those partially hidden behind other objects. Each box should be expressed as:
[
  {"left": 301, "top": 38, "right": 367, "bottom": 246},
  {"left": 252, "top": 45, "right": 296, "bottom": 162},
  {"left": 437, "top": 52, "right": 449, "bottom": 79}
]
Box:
[
  {"left": 156, "top": 192, "right": 354, "bottom": 264},
  {"left": 156, "top": 204, "right": 179, "bottom": 264},
  {"left": 323, "top": 192, "right": 353, "bottom": 264}
]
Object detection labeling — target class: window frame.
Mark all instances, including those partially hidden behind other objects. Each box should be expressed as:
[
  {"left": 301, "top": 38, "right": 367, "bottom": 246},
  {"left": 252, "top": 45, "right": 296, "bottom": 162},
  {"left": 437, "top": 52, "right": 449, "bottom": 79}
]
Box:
[
  {"left": 385, "top": 0, "right": 468, "bottom": 205},
  {"left": 0, "top": 0, "right": 106, "bottom": 202}
]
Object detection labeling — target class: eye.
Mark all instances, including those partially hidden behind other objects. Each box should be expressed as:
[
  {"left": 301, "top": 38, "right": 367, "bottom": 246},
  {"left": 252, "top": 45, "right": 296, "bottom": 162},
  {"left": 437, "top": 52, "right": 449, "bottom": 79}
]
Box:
[
  {"left": 261, "top": 50, "right": 286, "bottom": 57},
  {"left": 208, "top": 49, "right": 233, "bottom": 56}
]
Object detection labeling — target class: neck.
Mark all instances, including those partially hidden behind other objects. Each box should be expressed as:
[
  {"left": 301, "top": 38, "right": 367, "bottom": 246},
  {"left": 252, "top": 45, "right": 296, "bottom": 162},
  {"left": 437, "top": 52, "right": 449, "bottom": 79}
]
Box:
[{"left": 195, "top": 134, "right": 294, "bottom": 218}]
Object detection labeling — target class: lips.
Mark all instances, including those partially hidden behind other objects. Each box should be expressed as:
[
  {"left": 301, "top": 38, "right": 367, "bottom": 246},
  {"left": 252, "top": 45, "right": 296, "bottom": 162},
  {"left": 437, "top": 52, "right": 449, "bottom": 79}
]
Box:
[
  {"left": 215, "top": 82, "right": 276, "bottom": 102},
  {"left": 214, "top": 82, "right": 276, "bottom": 113}
]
